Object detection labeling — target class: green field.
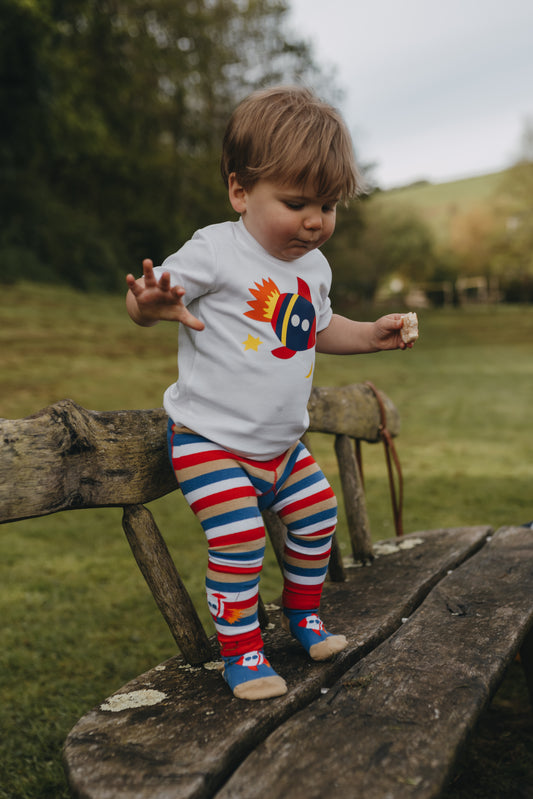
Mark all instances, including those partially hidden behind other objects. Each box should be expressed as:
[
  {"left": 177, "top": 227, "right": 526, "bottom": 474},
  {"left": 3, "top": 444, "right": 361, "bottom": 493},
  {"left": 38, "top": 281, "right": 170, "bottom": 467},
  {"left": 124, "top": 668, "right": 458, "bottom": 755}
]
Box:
[
  {"left": 1, "top": 283, "right": 532, "bottom": 798},
  {"left": 373, "top": 169, "right": 507, "bottom": 242}
]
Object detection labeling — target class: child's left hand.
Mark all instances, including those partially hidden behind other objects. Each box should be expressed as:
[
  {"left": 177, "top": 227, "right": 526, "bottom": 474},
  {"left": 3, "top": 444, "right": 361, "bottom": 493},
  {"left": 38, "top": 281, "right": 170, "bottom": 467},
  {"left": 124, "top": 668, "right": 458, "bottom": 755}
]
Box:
[{"left": 373, "top": 314, "right": 414, "bottom": 351}]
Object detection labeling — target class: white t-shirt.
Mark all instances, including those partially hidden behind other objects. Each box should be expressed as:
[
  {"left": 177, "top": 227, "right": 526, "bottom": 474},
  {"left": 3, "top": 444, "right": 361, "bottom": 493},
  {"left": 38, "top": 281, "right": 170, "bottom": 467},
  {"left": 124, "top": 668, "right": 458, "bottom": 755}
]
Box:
[{"left": 153, "top": 219, "right": 333, "bottom": 459}]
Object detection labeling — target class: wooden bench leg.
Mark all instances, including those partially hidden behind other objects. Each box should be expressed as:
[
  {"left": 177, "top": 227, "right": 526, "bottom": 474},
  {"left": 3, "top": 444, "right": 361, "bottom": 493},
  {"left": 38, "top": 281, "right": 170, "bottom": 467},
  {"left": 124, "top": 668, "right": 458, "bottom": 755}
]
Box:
[
  {"left": 122, "top": 504, "right": 213, "bottom": 664},
  {"left": 335, "top": 434, "right": 374, "bottom": 564}
]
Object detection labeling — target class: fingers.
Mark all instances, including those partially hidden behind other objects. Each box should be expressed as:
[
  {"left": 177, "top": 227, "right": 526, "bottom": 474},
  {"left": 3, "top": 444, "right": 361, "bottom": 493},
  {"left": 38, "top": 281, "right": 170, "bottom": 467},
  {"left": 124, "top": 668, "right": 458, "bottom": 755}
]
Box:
[
  {"left": 142, "top": 258, "right": 157, "bottom": 286},
  {"left": 179, "top": 309, "right": 205, "bottom": 331},
  {"left": 125, "top": 273, "right": 137, "bottom": 290},
  {"left": 127, "top": 260, "right": 204, "bottom": 331}
]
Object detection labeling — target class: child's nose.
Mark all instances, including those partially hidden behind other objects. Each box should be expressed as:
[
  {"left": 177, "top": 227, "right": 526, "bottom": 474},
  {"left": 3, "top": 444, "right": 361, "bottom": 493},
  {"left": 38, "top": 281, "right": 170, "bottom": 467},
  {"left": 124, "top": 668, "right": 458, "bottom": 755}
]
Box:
[{"left": 303, "top": 213, "right": 323, "bottom": 230}]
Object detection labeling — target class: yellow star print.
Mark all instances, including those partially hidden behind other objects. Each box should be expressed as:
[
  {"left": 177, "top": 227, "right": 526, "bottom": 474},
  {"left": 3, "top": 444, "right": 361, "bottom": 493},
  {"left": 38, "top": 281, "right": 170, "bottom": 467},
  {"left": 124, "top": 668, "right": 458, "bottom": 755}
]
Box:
[{"left": 243, "top": 334, "right": 262, "bottom": 351}]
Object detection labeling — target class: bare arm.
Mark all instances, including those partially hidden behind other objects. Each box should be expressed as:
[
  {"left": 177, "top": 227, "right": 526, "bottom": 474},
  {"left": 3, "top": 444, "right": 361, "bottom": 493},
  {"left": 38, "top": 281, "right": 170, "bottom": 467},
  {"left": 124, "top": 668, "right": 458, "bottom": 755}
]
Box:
[
  {"left": 125, "top": 259, "right": 204, "bottom": 330},
  {"left": 316, "top": 313, "right": 411, "bottom": 354}
]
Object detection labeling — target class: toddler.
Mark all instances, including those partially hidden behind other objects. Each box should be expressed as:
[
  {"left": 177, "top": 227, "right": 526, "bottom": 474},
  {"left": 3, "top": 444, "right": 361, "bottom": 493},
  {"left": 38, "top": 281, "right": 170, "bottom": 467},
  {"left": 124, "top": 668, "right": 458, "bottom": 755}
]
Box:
[{"left": 126, "top": 86, "right": 413, "bottom": 700}]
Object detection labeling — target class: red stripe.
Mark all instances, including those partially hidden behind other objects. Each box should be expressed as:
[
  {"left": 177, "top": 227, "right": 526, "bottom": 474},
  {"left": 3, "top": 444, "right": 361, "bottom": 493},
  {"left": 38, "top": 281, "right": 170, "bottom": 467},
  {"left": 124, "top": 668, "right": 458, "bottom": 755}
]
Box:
[
  {"left": 285, "top": 548, "right": 331, "bottom": 562},
  {"left": 207, "top": 527, "right": 265, "bottom": 548},
  {"left": 217, "top": 628, "right": 264, "bottom": 657},
  {"left": 280, "top": 487, "right": 335, "bottom": 518},
  {"left": 172, "top": 448, "right": 230, "bottom": 469},
  {"left": 208, "top": 562, "right": 264, "bottom": 575},
  {"left": 173, "top": 445, "right": 287, "bottom": 473},
  {"left": 282, "top": 580, "right": 321, "bottom": 610},
  {"left": 237, "top": 450, "right": 286, "bottom": 471},
  {"left": 292, "top": 454, "right": 315, "bottom": 473},
  {"left": 190, "top": 485, "right": 256, "bottom": 514}
]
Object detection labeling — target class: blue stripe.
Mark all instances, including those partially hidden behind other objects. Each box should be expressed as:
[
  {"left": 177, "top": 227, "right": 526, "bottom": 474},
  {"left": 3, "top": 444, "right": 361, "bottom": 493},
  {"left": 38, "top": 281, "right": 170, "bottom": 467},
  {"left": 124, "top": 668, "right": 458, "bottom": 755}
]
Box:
[
  {"left": 206, "top": 576, "right": 259, "bottom": 592},
  {"left": 286, "top": 532, "right": 331, "bottom": 550},
  {"left": 202, "top": 506, "right": 263, "bottom": 532},
  {"left": 283, "top": 563, "right": 329, "bottom": 578},
  {"left": 276, "top": 442, "right": 306, "bottom": 485},
  {"left": 179, "top": 466, "right": 246, "bottom": 496},
  {"left": 208, "top": 547, "right": 265, "bottom": 563},
  {"left": 276, "top": 470, "right": 326, "bottom": 502},
  {"left": 287, "top": 507, "right": 337, "bottom": 532}
]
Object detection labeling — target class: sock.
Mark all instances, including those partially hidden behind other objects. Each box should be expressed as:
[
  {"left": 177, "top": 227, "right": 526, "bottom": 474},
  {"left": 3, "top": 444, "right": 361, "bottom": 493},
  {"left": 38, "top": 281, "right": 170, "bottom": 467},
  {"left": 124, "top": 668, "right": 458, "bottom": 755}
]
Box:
[
  {"left": 222, "top": 650, "right": 288, "bottom": 700},
  {"left": 282, "top": 608, "right": 348, "bottom": 661}
]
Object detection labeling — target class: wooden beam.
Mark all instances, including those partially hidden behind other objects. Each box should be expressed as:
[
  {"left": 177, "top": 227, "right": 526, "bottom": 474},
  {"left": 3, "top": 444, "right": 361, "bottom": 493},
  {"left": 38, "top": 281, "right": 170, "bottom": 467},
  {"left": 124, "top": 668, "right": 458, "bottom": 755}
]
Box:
[{"left": 0, "top": 385, "right": 399, "bottom": 524}]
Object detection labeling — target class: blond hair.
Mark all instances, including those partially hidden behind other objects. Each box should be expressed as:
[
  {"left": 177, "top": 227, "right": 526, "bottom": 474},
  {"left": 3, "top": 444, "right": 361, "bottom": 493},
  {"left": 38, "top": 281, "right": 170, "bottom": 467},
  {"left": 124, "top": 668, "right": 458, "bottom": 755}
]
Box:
[{"left": 221, "top": 86, "right": 361, "bottom": 201}]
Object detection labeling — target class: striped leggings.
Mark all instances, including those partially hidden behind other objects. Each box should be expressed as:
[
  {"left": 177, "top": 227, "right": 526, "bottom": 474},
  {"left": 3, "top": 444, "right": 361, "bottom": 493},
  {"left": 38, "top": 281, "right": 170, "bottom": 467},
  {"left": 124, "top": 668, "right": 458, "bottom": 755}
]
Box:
[{"left": 168, "top": 424, "right": 337, "bottom": 658}]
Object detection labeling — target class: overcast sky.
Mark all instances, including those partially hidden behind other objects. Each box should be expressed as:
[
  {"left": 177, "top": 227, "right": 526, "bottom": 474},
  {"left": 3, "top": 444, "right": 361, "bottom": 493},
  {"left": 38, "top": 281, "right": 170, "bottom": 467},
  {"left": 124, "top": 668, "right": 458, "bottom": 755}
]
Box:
[{"left": 288, "top": 0, "right": 533, "bottom": 188}]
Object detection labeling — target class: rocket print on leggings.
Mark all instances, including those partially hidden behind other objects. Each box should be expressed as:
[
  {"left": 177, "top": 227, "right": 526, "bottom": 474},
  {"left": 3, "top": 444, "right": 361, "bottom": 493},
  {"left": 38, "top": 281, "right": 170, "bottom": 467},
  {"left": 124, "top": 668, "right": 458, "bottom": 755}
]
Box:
[{"left": 244, "top": 277, "right": 316, "bottom": 359}]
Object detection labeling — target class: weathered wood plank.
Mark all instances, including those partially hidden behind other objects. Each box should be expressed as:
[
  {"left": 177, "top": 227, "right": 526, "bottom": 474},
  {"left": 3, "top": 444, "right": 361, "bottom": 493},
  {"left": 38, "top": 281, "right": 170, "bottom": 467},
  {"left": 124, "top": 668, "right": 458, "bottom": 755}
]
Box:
[
  {"left": 0, "top": 385, "right": 399, "bottom": 524},
  {"left": 63, "top": 527, "right": 490, "bottom": 799},
  {"left": 220, "top": 526, "right": 533, "bottom": 799},
  {"left": 307, "top": 383, "right": 400, "bottom": 442},
  {"left": 0, "top": 400, "right": 176, "bottom": 521}
]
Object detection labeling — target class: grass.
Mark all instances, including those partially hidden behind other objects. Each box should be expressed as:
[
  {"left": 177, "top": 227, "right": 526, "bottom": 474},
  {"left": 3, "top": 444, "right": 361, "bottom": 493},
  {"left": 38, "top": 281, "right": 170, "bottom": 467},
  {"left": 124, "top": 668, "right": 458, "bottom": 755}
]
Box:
[
  {"left": 1, "top": 283, "right": 532, "bottom": 798},
  {"left": 374, "top": 169, "right": 508, "bottom": 242}
]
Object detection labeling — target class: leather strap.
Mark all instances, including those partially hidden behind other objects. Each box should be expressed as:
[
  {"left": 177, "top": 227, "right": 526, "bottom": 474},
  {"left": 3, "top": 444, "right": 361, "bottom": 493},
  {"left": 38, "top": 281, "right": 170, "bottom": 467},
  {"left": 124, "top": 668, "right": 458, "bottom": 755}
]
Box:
[{"left": 364, "top": 381, "right": 404, "bottom": 538}]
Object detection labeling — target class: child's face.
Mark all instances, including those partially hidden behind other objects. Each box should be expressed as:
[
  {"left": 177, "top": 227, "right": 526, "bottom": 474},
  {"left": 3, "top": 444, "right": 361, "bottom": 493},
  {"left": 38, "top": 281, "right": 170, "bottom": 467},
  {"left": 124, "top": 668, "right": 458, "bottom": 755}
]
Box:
[{"left": 229, "top": 176, "right": 338, "bottom": 262}]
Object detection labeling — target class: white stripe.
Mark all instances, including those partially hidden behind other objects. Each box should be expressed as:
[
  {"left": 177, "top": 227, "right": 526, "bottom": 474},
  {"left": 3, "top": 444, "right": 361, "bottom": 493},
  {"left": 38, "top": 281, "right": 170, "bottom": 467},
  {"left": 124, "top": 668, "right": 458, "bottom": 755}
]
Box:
[
  {"left": 206, "top": 517, "right": 264, "bottom": 541},
  {"left": 283, "top": 569, "right": 324, "bottom": 585},
  {"left": 286, "top": 519, "right": 336, "bottom": 537},
  {"left": 214, "top": 619, "right": 259, "bottom": 635},
  {"left": 273, "top": 477, "right": 331, "bottom": 512},
  {"left": 171, "top": 440, "right": 224, "bottom": 458},
  {"left": 207, "top": 586, "right": 257, "bottom": 602},
  {"left": 209, "top": 554, "right": 264, "bottom": 570},
  {"left": 184, "top": 476, "right": 252, "bottom": 504},
  {"left": 286, "top": 539, "right": 331, "bottom": 556}
]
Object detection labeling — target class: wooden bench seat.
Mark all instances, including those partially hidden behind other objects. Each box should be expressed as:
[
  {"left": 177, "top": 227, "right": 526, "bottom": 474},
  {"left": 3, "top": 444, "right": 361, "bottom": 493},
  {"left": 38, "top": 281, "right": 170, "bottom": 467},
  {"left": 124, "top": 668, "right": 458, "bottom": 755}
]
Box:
[
  {"left": 219, "top": 524, "right": 533, "bottom": 799},
  {"left": 61, "top": 524, "right": 533, "bottom": 799}
]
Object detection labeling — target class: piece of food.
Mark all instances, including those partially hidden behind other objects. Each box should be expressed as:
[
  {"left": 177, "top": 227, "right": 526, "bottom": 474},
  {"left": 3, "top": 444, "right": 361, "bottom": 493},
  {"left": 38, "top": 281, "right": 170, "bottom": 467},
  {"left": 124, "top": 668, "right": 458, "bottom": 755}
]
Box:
[{"left": 400, "top": 312, "right": 419, "bottom": 344}]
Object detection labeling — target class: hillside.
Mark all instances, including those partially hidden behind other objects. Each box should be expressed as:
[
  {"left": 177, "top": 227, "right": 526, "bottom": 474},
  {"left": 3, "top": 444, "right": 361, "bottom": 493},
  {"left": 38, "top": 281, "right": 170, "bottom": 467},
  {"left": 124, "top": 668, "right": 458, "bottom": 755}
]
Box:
[{"left": 373, "top": 169, "right": 509, "bottom": 242}]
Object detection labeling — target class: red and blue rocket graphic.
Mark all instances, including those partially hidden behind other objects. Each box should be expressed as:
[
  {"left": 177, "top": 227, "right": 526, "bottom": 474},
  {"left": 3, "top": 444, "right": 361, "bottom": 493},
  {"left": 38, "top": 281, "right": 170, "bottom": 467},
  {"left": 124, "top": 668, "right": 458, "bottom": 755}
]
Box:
[
  {"left": 298, "top": 614, "right": 325, "bottom": 636},
  {"left": 245, "top": 277, "right": 316, "bottom": 359},
  {"left": 236, "top": 651, "right": 271, "bottom": 670}
]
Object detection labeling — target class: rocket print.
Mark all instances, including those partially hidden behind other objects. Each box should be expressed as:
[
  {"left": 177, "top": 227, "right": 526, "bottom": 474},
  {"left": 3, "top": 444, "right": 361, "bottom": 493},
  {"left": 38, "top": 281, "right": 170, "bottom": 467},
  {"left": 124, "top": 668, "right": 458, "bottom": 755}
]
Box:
[
  {"left": 236, "top": 651, "right": 271, "bottom": 670},
  {"left": 245, "top": 277, "right": 316, "bottom": 359},
  {"left": 298, "top": 614, "right": 325, "bottom": 636}
]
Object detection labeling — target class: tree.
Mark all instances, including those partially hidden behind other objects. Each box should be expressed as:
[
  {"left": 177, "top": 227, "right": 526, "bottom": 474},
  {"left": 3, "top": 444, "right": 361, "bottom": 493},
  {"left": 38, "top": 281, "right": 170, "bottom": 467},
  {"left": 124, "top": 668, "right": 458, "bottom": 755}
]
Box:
[
  {"left": 325, "top": 197, "right": 436, "bottom": 304},
  {"left": 487, "top": 120, "right": 533, "bottom": 299},
  {"left": 0, "top": 0, "right": 331, "bottom": 290}
]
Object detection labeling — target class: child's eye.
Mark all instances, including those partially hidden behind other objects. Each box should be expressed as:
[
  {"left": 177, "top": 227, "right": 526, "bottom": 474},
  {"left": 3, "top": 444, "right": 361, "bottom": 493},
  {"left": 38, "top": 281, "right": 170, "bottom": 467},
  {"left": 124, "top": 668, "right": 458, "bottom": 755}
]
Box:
[{"left": 285, "top": 201, "right": 304, "bottom": 210}]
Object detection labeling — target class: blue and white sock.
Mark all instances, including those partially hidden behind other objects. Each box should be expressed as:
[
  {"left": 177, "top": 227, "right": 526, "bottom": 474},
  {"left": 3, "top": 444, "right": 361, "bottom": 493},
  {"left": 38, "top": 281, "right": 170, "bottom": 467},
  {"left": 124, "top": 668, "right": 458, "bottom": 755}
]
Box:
[
  {"left": 282, "top": 609, "right": 348, "bottom": 661},
  {"left": 222, "top": 650, "right": 287, "bottom": 700}
]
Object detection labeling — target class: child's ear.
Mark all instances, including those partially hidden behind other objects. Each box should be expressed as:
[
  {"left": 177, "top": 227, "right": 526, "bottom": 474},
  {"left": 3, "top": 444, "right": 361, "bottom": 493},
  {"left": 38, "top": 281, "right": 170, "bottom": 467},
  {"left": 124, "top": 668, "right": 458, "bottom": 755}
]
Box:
[{"left": 228, "top": 173, "right": 247, "bottom": 214}]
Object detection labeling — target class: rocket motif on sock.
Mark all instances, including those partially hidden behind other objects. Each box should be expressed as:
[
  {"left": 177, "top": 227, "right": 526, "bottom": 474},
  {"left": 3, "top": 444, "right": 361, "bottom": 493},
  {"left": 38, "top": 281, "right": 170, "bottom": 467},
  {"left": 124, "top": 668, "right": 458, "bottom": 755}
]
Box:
[
  {"left": 236, "top": 651, "right": 270, "bottom": 670},
  {"left": 298, "top": 614, "right": 325, "bottom": 636}
]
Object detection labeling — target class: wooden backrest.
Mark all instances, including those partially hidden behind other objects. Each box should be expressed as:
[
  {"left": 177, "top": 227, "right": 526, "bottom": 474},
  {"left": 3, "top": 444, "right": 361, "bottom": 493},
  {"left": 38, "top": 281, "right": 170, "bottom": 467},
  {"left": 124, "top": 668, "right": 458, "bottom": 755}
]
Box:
[{"left": 0, "top": 383, "right": 399, "bottom": 663}]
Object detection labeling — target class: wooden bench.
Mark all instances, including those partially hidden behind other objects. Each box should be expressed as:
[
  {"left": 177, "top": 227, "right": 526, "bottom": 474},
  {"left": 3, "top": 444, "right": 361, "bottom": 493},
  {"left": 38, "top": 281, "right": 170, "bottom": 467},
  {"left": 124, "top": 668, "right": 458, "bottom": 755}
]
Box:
[{"left": 1, "top": 386, "right": 532, "bottom": 799}]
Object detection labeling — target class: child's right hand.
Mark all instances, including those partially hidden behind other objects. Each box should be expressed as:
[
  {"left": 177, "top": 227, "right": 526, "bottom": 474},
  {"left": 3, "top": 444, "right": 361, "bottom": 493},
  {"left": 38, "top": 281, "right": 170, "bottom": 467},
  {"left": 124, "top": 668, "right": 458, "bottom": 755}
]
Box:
[{"left": 126, "top": 259, "right": 205, "bottom": 330}]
